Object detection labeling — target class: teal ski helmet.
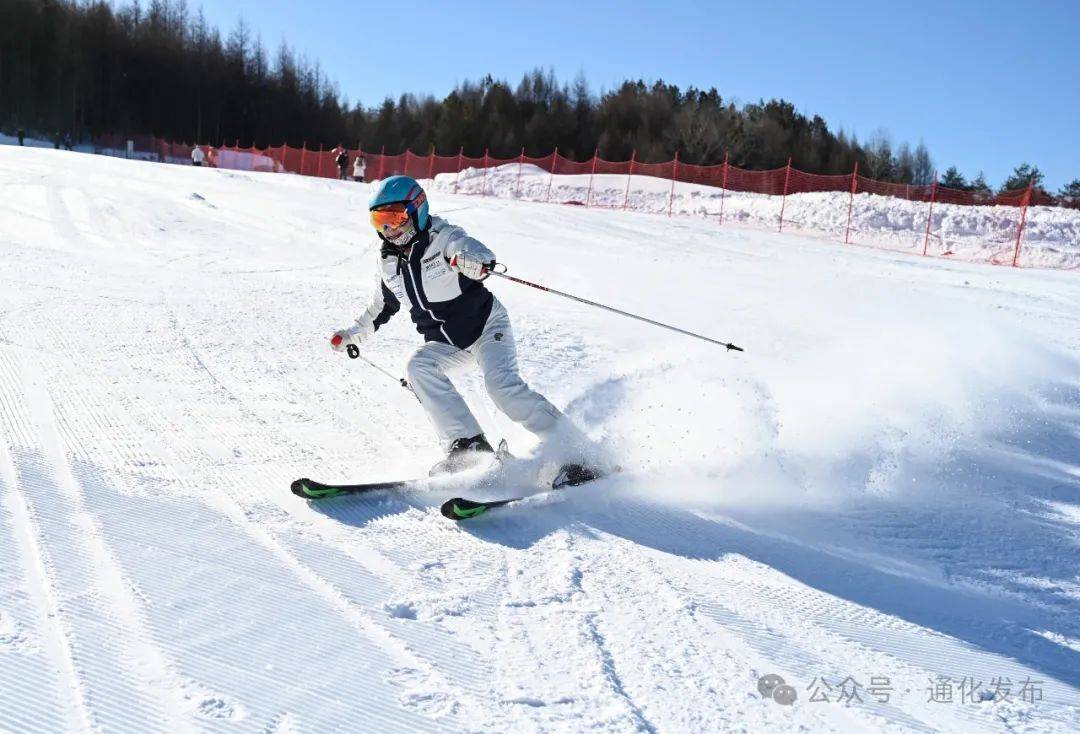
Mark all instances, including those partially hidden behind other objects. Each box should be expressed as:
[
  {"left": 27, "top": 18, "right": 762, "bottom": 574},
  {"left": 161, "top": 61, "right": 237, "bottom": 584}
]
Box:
[{"left": 368, "top": 175, "right": 429, "bottom": 230}]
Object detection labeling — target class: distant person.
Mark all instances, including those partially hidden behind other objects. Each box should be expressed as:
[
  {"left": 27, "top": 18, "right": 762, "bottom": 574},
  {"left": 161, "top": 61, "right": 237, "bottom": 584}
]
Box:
[
  {"left": 17, "top": 128, "right": 24, "bottom": 146},
  {"left": 62, "top": 132, "right": 73, "bottom": 151},
  {"left": 353, "top": 154, "right": 366, "bottom": 182},
  {"left": 53, "top": 132, "right": 61, "bottom": 149},
  {"left": 335, "top": 147, "right": 349, "bottom": 180},
  {"left": 191, "top": 145, "right": 206, "bottom": 167}
]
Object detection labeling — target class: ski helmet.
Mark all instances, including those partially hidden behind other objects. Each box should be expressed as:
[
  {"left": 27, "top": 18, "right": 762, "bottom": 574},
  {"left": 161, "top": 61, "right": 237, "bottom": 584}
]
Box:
[{"left": 368, "top": 175, "right": 430, "bottom": 230}]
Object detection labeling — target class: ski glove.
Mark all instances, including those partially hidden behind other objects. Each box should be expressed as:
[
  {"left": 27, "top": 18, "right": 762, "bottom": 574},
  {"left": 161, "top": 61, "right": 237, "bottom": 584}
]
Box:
[
  {"left": 449, "top": 251, "right": 493, "bottom": 280},
  {"left": 330, "top": 322, "right": 374, "bottom": 352}
]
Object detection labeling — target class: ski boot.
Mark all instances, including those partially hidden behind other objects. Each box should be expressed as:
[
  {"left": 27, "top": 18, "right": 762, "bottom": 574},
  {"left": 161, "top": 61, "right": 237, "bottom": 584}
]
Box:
[
  {"left": 429, "top": 434, "right": 494, "bottom": 476},
  {"left": 552, "top": 463, "right": 603, "bottom": 488}
]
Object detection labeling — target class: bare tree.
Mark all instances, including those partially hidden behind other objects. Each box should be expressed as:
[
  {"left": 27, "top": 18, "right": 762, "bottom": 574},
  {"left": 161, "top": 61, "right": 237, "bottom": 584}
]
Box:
[
  {"left": 895, "top": 142, "right": 914, "bottom": 183},
  {"left": 863, "top": 129, "right": 895, "bottom": 180},
  {"left": 912, "top": 141, "right": 933, "bottom": 185}
]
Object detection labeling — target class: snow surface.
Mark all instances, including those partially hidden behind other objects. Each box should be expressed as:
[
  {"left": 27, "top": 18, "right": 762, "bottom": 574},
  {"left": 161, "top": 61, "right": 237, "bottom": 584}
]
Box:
[{"left": 1, "top": 145, "right": 1079, "bottom": 733}]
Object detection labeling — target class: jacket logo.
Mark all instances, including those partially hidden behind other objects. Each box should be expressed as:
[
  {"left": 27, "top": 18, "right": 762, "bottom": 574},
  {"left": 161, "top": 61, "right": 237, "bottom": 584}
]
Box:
[
  {"left": 494, "top": 333, "right": 503, "bottom": 341},
  {"left": 423, "top": 257, "right": 448, "bottom": 275}
]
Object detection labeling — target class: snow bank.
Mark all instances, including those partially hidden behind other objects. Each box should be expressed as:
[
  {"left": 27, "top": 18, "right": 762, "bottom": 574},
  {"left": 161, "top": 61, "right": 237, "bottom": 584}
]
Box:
[{"left": 431, "top": 164, "right": 1080, "bottom": 270}]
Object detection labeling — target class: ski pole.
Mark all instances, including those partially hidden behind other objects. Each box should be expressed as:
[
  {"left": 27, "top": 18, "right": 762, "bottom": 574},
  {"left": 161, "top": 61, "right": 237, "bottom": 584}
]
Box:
[
  {"left": 488, "top": 267, "right": 743, "bottom": 352},
  {"left": 337, "top": 340, "right": 414, "bottom": 394}
]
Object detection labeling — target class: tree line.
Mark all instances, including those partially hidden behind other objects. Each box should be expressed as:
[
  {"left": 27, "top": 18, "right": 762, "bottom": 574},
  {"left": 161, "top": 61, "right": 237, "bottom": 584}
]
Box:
[{"left": 3, "top": 0, "right": 1076, "bottom": 198}]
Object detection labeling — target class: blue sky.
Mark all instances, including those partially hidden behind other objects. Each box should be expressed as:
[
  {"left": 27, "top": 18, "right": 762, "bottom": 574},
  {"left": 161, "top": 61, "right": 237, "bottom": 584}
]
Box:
[{"left": 198, "top": 0, "right": 1079, "bottom": 190}]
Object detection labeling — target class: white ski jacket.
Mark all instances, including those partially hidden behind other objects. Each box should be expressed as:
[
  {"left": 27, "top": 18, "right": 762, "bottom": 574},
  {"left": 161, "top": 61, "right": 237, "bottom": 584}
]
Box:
[{"left": 355, "top": 217, "right": 496, "bottom": 348}]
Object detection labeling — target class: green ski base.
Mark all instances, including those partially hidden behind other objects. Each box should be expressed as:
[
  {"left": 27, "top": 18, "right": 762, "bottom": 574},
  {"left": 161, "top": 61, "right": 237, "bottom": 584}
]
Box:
[
  {"left": 440, "top": 496, "right": 515, "bottom": 520},
  {"left": 440, "top": 467, "right": 612, "bottom": 521},
  {"left": 290, "top": 477, "right": 410, "bottom": 499}
]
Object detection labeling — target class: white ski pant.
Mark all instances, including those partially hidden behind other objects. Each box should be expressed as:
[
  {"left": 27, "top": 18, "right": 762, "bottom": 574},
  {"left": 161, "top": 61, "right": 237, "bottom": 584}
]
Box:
[{"left": 405, "top": 300, "right": 563, "bottom": 446}]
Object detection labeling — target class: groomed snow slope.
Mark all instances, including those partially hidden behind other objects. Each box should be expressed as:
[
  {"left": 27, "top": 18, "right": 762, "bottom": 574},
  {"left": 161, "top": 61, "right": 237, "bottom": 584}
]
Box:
[{"left": 1, "top": 146, "right": 1079, "bottom": 733}]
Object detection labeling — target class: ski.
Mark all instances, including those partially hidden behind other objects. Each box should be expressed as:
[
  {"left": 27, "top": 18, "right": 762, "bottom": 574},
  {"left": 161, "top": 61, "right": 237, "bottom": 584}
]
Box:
[
  {"left": 290, "top": 477, "right": 416, "bottom": 499},
  {"left": 440, "top": 465, "right": 608, "bottom": 521},
  {"left": 292, "top": 440, "right": 515, "bottom": 500},
  {"left": 440, "top": 495, "right": 516, "bottom": 519}
]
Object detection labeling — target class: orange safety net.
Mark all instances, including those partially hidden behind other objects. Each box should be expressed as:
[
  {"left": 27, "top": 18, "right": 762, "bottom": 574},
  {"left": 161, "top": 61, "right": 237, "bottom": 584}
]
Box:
[{"left": 725, "top": 164, "right": 788, "bottom": 195}]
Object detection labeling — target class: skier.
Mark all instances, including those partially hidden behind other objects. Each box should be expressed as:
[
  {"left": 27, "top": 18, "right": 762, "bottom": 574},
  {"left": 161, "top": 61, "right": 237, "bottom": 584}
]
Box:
[
  {"left": 191, "top": 145, "right": 206, "bottom": 167},
  {"left": 352, "top": 153, "right": 366, "bottom": 182},
  {"left": 335, "top": 147, "right": 349, "bottom": 181},
  {"left": 331, "top": 175, "right": 597, "bottom": 482}
]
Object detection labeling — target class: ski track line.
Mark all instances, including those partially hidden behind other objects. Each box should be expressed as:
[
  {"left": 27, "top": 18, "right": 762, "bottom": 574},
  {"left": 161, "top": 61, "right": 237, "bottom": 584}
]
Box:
[
  {"left": 13, "top": 341, "right": 460, "bottom": 729},
  {"left": 668, "top": 502, "right": 1066, "bottom": 733},
  {"left": 69, "top": 460, "right": 448, "bottom": 734},
  {"left": 633, "top": 544, "right": 938, "bottom": 732},
  {"left": 11, "top": 449, "right": 179, "bottom": 733},
  {"left": 30, "top": 347, "right": 227, "bottom": 729},
  {"left": 45, "top": 181, "right": 89, "bottom": 256},
  {"left": 481, "top": 519, "right": 830, "bottom": 732},
  {"left": 279, "top": 530, "right": 492, "bottom": 687},
  {"left": 59, "top": 296, "right": 496, "bottom": 728},
  {"left": 306, "top": 497, "right": 514, "bottom": 703},
  {"left": 491, "top": 529, "right": 618, "bottom": 729},
  {"left": 0, "top": 464, "right": 89, "bottom": 734},
  {"left": 241, "top": 465, "right": 504, "bottom": 694},
  {"left": 612, "top": 499, "right": 1079, "bottom": 732},
  {"left": 566, "top": 524, "right": 870, "bottom": 734},
  {"left": 7, "top": 296, "right": 448, "bottom": 731},
  {"left": 189, "top": 475, "right": 481, "bottom": 731},
  {"left": 657, "top": 497, "right": 1054, "bottom": 732},
  {"left": 695, "top": 520, "right": 1080, "bottom": 701},
  {"left": 563, "top": 535, "right": 660, "bottom": 734},
  {"left": 0, "top": 354, "right": 90, "bottom": 734},
  {"left": 686, "top": 561, "right": 1071, "bottom": 734},
  {"left": 225, "top": 455, "right": 515, "bottom": 725},
  {"left": 4, "top": 347, "right": 200, "bottom": 732},
  {"left": 479, "top": 488, "right": 1065, "bottom": 732},
  {"left": 235, "top": 454, "right": 515, "bottom": 724}
]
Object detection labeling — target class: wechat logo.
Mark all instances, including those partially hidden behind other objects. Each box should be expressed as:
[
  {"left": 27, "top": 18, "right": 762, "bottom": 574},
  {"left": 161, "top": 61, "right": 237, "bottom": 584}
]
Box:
[{"left": 759, "top": 673, "right": 798, "bottom": 706}]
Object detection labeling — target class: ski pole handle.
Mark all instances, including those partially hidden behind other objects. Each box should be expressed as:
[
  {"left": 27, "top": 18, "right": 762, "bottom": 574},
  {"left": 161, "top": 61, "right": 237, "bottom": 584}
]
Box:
[{"left": 330, "top": 333, "right": 361, "bottom": 359}]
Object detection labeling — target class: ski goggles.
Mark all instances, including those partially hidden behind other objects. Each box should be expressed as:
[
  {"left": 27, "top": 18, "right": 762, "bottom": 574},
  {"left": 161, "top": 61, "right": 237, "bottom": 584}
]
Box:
[{"left": 369, "top": 192, "right": 426, "bottom": 230}]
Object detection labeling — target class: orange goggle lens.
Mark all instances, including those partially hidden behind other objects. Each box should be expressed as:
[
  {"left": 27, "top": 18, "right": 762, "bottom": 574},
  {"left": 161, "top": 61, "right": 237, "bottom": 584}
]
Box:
[{"left": 370, "top": 205, "right": 410, "bottom": 230}]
